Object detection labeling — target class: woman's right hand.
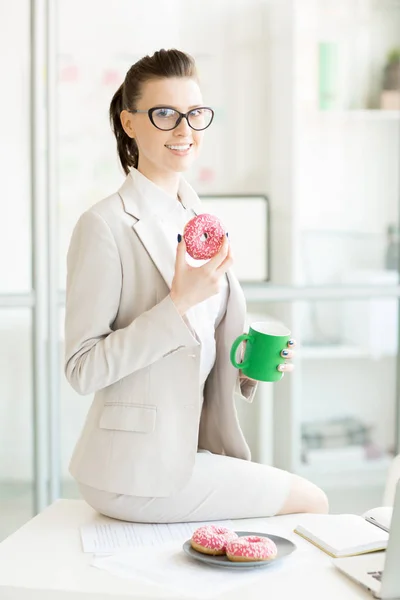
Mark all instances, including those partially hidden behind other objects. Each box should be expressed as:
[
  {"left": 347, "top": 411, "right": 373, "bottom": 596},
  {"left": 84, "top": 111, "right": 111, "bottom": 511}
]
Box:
[{"left": 170, "top": 234, "right": 233, "bottom": 315}]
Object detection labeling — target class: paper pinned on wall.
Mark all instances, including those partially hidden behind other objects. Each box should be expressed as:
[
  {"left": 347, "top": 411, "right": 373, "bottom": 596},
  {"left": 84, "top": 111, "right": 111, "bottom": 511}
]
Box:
[
  {"left": 200, "top": 195, "right": 269, "bottom": 282},
  {"left": 80, "top": 519, "right": 234, "bottom": 554}
]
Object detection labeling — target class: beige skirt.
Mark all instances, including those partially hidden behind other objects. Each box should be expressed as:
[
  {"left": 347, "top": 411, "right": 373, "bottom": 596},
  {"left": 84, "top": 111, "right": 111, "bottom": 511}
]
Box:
[{"left": 78, "top": 451, "right": 291, "bottom": 523}]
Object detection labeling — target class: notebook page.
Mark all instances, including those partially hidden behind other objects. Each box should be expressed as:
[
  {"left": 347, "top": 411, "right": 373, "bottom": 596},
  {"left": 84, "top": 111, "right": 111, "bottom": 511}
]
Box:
[{"left": 294, "top": 514, "right": 389, "bottom": 556}]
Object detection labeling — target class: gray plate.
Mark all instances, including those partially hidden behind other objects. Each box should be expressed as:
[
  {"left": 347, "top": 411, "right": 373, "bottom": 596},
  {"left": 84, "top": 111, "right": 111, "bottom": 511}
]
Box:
[{"left": 182, "top": 530, "right": 296, "bottom": 569}]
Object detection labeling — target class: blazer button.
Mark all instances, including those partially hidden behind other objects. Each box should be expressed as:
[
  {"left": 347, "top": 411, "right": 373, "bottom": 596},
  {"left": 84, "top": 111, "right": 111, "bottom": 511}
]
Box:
[{"left": 189, "top": 354, "right": 196, "bottom": 358}]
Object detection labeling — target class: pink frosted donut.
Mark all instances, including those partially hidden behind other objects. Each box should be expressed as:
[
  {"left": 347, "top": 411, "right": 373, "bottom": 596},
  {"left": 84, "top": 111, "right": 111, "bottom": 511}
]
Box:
[
  {"left": 183, "top": 213, "right": 225, "bottom": 260},
  {"left": 190, "top": 525, "right": 238, "bottom": 556},
  {"left": 226, "top": 535, "right": 278, "bottom": 562}
]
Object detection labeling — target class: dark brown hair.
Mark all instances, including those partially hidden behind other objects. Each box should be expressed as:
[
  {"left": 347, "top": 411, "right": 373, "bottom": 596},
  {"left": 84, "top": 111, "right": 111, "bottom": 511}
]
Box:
[{"left": 109, "top": 49, "right": 197, "bottom": 175}]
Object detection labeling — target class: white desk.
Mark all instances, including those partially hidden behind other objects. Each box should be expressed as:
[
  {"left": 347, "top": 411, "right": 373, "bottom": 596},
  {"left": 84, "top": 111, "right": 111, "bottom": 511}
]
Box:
[{"left": 0, "top": 499, "right": 372, "bottom": 599}]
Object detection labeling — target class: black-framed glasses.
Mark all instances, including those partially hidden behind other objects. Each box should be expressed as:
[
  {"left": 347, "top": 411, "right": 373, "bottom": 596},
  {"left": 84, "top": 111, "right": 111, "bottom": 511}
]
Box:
[{"left": 127, "top": 106, "right": 214, "bottom": 131}]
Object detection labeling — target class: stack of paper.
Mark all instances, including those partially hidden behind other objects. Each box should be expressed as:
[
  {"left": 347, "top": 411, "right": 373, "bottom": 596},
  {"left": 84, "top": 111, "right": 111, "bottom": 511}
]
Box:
[{"left": 80, "top": 518, "right": 234, "bottom": 554}]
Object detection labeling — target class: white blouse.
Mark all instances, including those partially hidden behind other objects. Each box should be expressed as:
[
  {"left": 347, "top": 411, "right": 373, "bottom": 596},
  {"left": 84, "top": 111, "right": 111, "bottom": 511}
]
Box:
[{"left": 130, "top": 170, "right": 229, "bottom": 399}]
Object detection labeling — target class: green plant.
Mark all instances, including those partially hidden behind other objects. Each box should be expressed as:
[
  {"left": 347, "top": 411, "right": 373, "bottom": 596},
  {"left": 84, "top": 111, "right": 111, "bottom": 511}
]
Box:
[{"left": 387, "top": 48, "right": 400, "bottom": 65}]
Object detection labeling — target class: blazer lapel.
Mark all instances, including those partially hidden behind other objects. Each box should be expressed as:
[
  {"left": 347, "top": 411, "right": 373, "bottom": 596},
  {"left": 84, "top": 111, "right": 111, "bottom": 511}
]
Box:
[
  {"left": 117, "top": 172, "right": 246, "bottom": 336},
  {"left": 134, "top": 215, "right": 176, "bottom": 289},
  {"left": 118, "top": 172, "right": 201, "bottom": 291}
]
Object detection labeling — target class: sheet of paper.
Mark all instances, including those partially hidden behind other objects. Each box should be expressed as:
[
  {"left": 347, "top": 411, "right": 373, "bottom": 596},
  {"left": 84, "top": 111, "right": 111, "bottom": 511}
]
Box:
[
  {"left": 91, "top": 542, "right": 268, "bottom": 599},
  {"left": 90, "top": 524, "right": 329, "bottom": 599},
  {"left": 81, "top": 519, "right": 233, "bottom": 554}
]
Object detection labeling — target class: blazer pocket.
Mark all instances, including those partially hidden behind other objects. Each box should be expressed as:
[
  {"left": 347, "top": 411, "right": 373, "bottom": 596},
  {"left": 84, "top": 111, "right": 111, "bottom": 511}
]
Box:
[{"left": 99, "top": 404, "right": 156, "bottom": 433}]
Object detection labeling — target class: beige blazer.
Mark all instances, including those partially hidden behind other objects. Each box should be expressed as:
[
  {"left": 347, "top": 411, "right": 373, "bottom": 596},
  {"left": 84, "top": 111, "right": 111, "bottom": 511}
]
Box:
[{"left": 65, "top": 170, "right": 257, "bottom": 497}]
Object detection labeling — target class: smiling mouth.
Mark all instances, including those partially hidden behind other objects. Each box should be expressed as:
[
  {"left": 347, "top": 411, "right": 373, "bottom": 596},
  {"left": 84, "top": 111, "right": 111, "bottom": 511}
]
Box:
[{"left": 165, "top": 143, "right": 193, "bottom": 152}]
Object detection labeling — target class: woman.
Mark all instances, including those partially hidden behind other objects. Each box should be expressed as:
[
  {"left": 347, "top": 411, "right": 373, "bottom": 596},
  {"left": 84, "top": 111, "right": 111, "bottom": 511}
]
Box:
[{"left": 65, "top": 48, "right": 328, "bottom": 522}]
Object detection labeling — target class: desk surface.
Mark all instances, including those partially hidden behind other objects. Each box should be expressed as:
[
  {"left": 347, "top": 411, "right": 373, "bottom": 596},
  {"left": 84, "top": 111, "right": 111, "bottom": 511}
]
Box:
[{"left": 0, "top": 499, "right": 372, "bottom": 600}]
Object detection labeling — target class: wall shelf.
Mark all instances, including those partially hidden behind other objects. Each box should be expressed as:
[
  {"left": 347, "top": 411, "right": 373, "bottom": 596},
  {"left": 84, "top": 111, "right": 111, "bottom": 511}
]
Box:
[
  {"left": 300, "top": 344, "right": 397, "bottom": 359},
  {"left": 242, "top": 283, "right": 400, "bottom": 303},
  {"left": 297, "top": 454, "right": 393, "bottom": 489},
  {"left": 317, "top": 109, "right": 400, "bottom": 122},
  {"left": 300, "top": 344, "right": 371, "bottom": 360}
]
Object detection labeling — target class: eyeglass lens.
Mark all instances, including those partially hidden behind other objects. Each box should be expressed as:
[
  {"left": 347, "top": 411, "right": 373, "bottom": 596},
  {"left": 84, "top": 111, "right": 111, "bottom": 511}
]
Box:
[{"left": 152, "top": 107, "right": 213, "bottom": 130}]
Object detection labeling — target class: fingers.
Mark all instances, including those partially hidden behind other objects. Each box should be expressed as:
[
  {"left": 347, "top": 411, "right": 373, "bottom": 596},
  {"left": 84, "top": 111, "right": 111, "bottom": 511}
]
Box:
[
  {"left": 240, "top": 338, "right": 247, "bottom": 361},
  {"left": 175, "top": 234, "right": 187, "bottom": 269},
  {"left": 215, "top": 240, "right": 233, "bottom": 276},
  {"left": 277, "top": 363, "right": 294, "bottom": 373},
  {"left": 280, "top": 342, "right": 295, "bottom": 372},
  {"left": 204, "top": 235, "right": 230, "bottom": 271}
]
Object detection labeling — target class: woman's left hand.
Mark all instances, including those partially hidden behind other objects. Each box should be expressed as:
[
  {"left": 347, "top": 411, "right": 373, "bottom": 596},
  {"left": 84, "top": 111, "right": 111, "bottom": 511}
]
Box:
[{"left": 239, "top": 338, "right": 296, "bottom": 384}]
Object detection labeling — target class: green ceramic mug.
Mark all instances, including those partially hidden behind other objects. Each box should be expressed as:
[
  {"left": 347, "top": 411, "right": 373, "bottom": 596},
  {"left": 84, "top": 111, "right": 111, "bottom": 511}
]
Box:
[{"left": 230, "top": 321, "right": 291, "bottom": 382}]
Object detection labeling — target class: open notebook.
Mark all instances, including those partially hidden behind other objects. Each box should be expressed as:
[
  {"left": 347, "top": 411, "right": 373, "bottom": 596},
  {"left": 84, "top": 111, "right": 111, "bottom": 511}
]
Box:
[{"left": 294, "top": 506, "right": 393, "bottom": 558}]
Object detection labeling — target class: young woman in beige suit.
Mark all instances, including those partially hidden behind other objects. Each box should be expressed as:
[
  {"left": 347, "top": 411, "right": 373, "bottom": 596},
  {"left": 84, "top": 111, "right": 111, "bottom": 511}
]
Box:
[{"left": 65, "top": 49, "right": 328, "bottom": 522}]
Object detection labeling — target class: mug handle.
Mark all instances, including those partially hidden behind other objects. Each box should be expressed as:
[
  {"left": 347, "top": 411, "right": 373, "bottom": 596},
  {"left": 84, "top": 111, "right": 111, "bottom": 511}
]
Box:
[{"left": 230, "top": 334, "right": 253, "bottom": 370}]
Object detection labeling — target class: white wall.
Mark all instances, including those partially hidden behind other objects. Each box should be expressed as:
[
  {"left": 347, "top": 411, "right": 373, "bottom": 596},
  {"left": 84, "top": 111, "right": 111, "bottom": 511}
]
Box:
[
  {"left": 1, "top": 0, "right": 399, "bottom": 483},
  {"left": 0, "top": 0, "right": 31, "bottom": 293},
  {"left": 0, "top": 0, "right": 273, "bottom": 482}
]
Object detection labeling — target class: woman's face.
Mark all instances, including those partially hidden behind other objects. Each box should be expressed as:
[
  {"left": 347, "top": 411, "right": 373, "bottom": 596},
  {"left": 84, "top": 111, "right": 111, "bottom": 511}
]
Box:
[{"left": 121, "top": 77, "right": 205, "bottom": 178}]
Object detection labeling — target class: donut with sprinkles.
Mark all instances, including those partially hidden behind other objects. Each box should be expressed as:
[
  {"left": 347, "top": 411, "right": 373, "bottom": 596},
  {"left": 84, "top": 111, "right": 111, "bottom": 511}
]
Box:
[
  {"left": 183, "top": 213, "right": 226, "bottom": 260},
  {"left": 190, "top": 525, "right": 238, "bottom": 555},
  {"left": 226, "top": 535, "right": 278, "bottom": 562}
]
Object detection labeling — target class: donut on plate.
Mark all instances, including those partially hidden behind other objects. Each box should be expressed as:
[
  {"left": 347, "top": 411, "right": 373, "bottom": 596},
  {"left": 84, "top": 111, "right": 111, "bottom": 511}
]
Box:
[
  {"left": 190, "top": 525, "right": 238, "bottom": 555},
  {"left": 183, "top": 213, "right": 226, "bottom": 260},
  {"left": 226, "top": 535, "right": 278, "bottom": 562}
]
